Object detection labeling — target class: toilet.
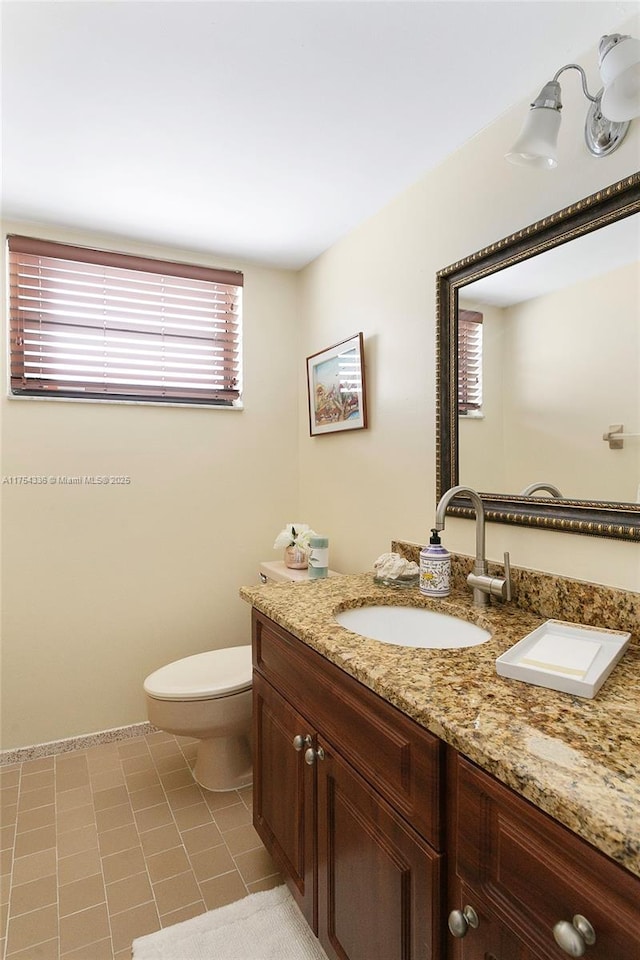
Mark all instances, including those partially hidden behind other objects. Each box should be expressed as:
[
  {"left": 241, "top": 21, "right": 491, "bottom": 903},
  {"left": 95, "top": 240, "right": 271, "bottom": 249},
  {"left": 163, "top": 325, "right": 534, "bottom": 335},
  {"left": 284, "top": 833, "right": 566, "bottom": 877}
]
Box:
[
  {"left": 143, "top": 560, "right": 311, "bottom": 792},
  {"left": 144, "top": 645, "right": 253, "bottom": 792},
  {"left": 144, "top": 560, "right": 341, "bottom": 791}
]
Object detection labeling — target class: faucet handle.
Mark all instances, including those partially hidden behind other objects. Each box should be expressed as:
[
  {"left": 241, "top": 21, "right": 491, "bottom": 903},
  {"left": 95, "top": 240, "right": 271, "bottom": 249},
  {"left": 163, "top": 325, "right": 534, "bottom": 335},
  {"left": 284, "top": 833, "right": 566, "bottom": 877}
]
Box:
[
  {"left": 466, "top": 551, "right": 513, "bottom": 605},
  {"left": 503, "top": 552, "right": 512, "bottom": 602}
]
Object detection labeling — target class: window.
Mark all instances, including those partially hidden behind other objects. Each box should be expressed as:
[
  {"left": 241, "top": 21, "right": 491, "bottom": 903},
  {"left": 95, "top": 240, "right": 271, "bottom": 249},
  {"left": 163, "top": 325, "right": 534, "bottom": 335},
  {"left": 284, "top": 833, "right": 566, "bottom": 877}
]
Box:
[
  {"left": 458, "top": 309, "right": 483, "bottom": 416},
  {"left": 8, "top": 236, "right": 243, "bottom": 407}
]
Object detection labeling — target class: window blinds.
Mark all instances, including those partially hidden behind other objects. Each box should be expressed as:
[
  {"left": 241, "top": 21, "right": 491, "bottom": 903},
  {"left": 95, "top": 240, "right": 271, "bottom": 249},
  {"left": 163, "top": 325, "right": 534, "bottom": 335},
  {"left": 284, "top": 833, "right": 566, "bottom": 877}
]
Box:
[
  {"left": 458, "top": 309, "right": 483, "bottom": 414},
  {"left": 8, "top": 236, "right": 243, "bottom": 406}
]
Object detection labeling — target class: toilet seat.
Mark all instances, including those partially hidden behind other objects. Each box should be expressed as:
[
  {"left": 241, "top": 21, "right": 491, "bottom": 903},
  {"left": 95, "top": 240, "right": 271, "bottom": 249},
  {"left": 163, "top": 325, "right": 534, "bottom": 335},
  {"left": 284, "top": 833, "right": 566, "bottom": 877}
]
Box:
[{"left": 144, "top": 646, "right": 252, "bottom": 701}]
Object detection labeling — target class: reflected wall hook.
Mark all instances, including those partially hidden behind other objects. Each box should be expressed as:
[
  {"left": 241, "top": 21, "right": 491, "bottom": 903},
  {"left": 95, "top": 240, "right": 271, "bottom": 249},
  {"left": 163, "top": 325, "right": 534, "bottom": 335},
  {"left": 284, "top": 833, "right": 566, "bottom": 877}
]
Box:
[{"left": 602, "top": 424, "right": 640, "bottom": 449}]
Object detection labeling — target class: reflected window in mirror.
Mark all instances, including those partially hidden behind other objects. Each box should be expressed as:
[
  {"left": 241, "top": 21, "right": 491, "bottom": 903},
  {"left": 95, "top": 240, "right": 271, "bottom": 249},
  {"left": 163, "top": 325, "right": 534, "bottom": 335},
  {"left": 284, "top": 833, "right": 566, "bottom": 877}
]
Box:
[{"left": 458, "top": 310, "right": 483, "bottom": 419}]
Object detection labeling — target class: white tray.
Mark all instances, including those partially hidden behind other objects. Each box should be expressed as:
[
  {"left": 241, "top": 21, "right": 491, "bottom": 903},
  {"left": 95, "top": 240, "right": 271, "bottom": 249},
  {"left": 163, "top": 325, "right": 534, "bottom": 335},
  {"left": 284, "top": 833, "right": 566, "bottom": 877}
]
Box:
[{"left": 496, "top": 619, "right": 631, "bottom": 698}]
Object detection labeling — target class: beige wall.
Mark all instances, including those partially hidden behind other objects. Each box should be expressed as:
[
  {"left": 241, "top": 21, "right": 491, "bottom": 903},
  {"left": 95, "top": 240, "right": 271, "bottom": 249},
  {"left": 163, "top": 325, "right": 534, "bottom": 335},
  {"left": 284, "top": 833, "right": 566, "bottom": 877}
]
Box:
[
  {"left": 297, "top": 32, "right": 640, "bottom": 593},
  {"left": 459, "top": 263, "right": 639, "bottom": 503},
  {"left": 1, "top": 224, "right": 300, "bottom": 749},
  {"left": 501, "top": 262, "right": 639, "bottom": 502}
]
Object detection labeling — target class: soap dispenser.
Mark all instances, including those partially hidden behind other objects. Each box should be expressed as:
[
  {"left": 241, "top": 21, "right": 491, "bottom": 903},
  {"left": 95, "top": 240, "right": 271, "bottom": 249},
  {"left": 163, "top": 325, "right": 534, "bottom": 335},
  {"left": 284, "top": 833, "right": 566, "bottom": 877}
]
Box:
[{"left": 420, "top": 529, "right": 451, "bottom": 597}]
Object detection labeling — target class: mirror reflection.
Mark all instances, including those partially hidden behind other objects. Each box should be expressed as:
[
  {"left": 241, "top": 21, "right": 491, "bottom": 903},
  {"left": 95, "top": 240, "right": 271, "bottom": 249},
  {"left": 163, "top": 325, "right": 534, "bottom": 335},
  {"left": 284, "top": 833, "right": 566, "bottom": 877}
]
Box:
[
  {"left": 457, "top": 215, "right": 640, "bottom": 505},
  {"left": 437, "top": 174, "right": 640, "bottom": 540}
]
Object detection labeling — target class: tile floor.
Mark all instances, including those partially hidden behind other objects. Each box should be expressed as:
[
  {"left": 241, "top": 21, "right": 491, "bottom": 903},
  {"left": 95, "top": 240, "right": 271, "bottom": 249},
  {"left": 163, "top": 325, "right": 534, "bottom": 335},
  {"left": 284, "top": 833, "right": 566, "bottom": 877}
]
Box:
[{"left": 0, "top": 731, "right": 281, "bottom": 959}]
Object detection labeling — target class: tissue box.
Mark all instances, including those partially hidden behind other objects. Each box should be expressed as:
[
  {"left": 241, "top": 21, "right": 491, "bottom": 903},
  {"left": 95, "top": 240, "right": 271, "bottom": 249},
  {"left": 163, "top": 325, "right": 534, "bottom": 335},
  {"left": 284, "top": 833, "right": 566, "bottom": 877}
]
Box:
[{"left": 496, "top": 619, "right": 631, "bottom": 698}]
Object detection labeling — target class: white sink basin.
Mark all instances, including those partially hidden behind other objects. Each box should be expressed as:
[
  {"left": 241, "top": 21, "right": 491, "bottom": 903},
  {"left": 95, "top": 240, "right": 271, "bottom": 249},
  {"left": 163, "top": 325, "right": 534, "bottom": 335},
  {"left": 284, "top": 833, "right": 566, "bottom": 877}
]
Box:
[{"left": 335, "top": 605, "right": 491, "bottom": 649}]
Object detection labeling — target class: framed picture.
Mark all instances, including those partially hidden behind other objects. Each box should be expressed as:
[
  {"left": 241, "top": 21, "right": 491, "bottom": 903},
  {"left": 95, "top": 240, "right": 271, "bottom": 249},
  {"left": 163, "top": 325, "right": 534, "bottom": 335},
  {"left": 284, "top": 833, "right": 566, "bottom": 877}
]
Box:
[{"left": 306, "top": 333, "right": 368, "bottom": 436}]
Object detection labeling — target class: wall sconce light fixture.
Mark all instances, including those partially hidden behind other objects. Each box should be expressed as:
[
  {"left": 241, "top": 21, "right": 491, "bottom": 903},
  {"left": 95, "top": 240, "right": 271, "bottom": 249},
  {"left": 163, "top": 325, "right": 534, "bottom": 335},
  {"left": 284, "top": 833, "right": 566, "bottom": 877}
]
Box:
[{"left": 506, "top": 33, "right": 640, "bottom": 168}]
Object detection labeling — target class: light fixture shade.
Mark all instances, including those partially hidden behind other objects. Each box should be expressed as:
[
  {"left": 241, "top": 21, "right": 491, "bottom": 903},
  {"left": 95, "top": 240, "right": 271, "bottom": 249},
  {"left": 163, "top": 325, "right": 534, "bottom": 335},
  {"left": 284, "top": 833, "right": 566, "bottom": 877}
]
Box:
[
  {"left": 505, "top": 106, "right": 561, "bottom": 168},
  {"left": 600, "top": 35, "right": 640, "bottom": 121}
]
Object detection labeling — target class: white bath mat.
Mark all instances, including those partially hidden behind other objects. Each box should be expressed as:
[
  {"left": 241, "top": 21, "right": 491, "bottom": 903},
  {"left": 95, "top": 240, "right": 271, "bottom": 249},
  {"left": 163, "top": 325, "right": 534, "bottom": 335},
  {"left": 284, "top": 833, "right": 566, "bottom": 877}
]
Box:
[{"left": 132, "top": 884, "right": 329, "bottom": 960}]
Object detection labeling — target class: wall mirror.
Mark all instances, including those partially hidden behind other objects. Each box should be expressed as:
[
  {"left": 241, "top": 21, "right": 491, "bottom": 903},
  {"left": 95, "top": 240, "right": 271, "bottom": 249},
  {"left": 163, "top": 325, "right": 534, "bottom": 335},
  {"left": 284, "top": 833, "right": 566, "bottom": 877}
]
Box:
[{"left": 436, "top": 173, "right": 640, "bottom": 541}]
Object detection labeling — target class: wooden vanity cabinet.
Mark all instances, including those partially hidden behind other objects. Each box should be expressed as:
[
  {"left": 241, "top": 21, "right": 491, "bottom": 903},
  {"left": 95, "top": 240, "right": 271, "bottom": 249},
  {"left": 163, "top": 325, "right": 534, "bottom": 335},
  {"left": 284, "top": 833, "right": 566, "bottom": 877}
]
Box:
[
  {"left": 252, "top": 610, "right": 640, "bottom": 960},
  {"left": 252, "top": 611, "right": 445, "bottom": 960},
  {"left": 447, "top": 751, "right": 640, "bottom": 960}
]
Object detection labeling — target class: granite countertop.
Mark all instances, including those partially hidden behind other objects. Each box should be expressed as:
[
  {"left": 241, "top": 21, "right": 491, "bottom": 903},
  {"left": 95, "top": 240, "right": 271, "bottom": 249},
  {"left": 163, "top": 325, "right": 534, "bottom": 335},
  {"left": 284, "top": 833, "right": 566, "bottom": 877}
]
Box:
[{"left": 240, "top": 573, "right": 640, "bottom": 880}]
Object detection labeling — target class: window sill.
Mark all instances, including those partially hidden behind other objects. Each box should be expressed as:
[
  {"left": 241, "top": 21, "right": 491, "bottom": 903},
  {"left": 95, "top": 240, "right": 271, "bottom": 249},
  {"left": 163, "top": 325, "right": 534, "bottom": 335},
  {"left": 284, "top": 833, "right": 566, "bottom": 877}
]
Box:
[{"left": 7, "top": 394, "right": 244, "bottom": 411}]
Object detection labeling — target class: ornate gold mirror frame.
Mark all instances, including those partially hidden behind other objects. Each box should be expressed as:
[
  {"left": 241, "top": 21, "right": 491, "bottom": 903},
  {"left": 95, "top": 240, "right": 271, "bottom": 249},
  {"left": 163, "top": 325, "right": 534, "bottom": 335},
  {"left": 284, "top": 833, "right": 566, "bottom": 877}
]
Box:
[{"left": 436, "top": 173, "right": 640, "bottom": 542}]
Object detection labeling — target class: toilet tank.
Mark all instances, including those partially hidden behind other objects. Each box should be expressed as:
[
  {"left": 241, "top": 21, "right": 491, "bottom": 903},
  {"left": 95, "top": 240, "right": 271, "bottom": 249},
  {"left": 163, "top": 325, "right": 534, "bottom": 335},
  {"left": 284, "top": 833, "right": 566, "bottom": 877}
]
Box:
[{"left": 259, "top": 560, "right": 340, "bottom": 584}]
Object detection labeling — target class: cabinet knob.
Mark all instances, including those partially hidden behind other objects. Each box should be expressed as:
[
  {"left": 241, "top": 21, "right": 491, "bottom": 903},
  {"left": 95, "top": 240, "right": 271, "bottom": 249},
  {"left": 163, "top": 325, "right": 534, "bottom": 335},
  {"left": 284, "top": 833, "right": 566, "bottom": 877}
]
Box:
[
  {"left": 553, "top": 916, "right": 596, "bottom": 956},
  {"left": 292, "top": 734, "right": 311, "bottom": 752},
  {"left": 448, "top": 905, "right": 479, "bottom": 938},
  {"left": 304, "top": 746, "right": 325, "bottom": 765}
]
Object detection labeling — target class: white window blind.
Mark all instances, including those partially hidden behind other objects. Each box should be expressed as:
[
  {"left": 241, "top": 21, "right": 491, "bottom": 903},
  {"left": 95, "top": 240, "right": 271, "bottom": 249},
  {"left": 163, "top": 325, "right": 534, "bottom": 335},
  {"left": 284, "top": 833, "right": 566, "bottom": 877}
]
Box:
[
  {"left": 8, "top": 236, "right": 243, "bottom": 406},
  {"left": 458, "top": 309, "right": 483, "bottom": 415}
]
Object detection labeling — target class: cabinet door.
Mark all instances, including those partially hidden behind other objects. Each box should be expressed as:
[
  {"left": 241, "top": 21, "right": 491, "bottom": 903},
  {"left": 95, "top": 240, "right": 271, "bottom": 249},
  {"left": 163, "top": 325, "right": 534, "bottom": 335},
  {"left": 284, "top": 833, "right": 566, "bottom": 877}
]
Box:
[
  {"left": 254, "top": 610, "right": 443, "bottom": 848},
  {"left": 317, "top": 739, "right": 443, "bottom": 960},
  {"left": 451, "top": 754, "right": 640, "bottom": 960},
  {"left": 253, "top": 672, "right": 316, "bottom": 929},
  {"left": 448, "top": 887, "right": 541, "bottom": 960}
]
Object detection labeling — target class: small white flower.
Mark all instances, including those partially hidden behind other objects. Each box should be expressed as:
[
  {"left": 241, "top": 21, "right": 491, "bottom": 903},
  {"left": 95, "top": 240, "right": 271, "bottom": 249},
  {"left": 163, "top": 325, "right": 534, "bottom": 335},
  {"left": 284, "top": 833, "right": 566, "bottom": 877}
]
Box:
[{"left": 273, "top": 522, "right": 318, "bottom": 554}]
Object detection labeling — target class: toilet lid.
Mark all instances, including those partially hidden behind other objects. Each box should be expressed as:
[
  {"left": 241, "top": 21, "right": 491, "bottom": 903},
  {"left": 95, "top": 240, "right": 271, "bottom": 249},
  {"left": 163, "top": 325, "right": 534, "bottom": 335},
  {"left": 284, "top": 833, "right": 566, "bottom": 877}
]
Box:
[{"left": 144, "top": 646, "right": 252, "bottom": 701}]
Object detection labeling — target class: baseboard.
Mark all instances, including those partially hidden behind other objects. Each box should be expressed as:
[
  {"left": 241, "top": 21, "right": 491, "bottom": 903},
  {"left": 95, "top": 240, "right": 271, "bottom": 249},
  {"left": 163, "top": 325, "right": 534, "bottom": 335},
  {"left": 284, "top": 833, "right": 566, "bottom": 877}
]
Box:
[{"left": 0, "top": 721, "right": 159, "bottom": 765}]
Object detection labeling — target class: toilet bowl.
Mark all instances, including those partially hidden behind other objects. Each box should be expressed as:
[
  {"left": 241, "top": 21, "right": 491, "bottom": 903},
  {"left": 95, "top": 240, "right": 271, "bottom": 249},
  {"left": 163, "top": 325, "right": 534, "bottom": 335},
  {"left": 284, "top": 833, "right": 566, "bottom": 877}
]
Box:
[{"left": 144, "top": 645, "right": 252, "bottom": 792}]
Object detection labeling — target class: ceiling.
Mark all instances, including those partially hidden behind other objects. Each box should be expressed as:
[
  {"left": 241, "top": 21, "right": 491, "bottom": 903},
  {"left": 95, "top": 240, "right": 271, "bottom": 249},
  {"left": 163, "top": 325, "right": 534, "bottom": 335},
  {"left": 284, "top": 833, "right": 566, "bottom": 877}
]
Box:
[
  {"left": 1, "top": 1, "right": 638, "bottom": 270},
  {"left": 463, "top": 215, "right": 640, "bottom": 307}
]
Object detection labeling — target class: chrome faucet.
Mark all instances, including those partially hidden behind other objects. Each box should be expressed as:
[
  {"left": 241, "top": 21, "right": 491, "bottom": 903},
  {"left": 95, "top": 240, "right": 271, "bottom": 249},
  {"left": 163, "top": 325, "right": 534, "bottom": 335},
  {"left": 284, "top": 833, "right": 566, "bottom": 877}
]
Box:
[
  {"left": 434, "top": 485, "right": 511, "bottom": 607},
  {"left": 519, "top": 481, "right": 564, "bottom": 498}
]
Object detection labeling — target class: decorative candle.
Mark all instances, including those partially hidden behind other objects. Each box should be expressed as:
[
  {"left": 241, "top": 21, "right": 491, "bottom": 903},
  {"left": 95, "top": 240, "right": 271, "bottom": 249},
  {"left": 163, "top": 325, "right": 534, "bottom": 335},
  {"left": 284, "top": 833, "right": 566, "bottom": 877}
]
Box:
[{"left": 308, "top": 536, "right": 329, "bottom": 579}]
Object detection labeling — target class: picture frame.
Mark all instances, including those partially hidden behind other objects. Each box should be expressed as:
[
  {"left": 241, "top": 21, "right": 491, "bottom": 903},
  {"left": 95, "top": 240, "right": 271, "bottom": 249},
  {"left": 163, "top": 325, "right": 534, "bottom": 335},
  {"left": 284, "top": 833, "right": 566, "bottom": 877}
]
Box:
[{"left": 306, "top": 333, "right": 368, "bottom": 436}]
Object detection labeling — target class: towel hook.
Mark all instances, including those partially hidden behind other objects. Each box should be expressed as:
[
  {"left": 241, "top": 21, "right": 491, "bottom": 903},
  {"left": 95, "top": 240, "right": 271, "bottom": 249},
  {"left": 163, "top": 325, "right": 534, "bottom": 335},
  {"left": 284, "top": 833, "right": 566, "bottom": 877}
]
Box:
[{"left": 602, "top": 424, "right": 640, "bottom": 449}]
